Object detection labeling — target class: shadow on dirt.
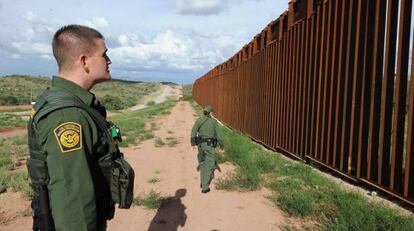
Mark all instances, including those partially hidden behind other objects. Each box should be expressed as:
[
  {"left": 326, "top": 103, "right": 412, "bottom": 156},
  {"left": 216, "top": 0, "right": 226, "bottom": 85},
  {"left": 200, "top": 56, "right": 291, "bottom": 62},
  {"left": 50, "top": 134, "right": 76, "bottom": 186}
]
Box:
[{"left": 148, "top": 188, "right": 187, "bottom": 231}]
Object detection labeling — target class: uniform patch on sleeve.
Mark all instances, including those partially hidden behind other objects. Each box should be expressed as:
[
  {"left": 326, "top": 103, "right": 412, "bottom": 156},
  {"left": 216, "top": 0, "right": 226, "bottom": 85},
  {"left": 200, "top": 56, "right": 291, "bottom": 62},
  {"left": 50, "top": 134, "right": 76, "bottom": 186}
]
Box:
[{"left": 53, "top": 122, "right": 82, "bottom": 153}]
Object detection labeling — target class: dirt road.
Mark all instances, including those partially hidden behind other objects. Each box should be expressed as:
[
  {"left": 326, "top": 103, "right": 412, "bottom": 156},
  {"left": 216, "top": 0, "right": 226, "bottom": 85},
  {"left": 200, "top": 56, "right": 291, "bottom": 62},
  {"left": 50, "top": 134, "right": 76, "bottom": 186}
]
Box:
[
  {"left": 0, "top": 100, "right": 290, "bottom": 231},
  {"left": 108, "top": 101, "right": 287, "bottom": 231},
  {"left": 128, "top": 84, "right": 182, "bottom": 111}
]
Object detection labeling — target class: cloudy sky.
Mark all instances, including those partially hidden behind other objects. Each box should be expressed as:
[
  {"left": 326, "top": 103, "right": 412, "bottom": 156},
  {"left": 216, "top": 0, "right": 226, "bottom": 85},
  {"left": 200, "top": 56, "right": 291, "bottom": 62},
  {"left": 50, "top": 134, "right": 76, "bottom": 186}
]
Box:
[{"left": 0, "top": 0, "right": 289, "bottom": 84}]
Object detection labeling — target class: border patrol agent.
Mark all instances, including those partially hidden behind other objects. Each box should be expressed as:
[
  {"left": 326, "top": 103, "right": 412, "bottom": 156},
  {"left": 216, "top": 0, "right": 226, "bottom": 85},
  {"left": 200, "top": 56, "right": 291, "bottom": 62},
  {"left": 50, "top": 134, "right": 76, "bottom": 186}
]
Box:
[
  {"left": 190, "top": 105, "right": 224, "bottom": 193},
  {"left": 27, "top": 25, "right": 134, "bottom": 231}
]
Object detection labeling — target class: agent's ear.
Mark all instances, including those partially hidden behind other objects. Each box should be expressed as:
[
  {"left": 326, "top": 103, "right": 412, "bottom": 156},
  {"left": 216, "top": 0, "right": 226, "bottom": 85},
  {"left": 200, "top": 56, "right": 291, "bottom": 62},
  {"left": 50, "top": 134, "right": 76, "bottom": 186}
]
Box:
[{"left": 80, "top": 55, "right": 90, "bottom": 73}]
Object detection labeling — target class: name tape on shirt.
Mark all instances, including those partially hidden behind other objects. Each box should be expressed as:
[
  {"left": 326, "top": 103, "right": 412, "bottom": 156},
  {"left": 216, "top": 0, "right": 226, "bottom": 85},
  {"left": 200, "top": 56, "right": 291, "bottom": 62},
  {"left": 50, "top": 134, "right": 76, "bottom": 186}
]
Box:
[{"left": 54, "top": 122, "right": 82, "bottom": 153}]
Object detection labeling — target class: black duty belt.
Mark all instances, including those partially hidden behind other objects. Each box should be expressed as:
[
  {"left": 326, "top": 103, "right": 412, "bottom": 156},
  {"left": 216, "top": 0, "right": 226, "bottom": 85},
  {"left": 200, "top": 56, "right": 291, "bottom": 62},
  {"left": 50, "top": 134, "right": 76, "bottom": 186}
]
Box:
[
  {"left": 200, "top": 138, "right": 217, "bottom": 147},
  {"left": 200, "top": 138, "right": 215, "bottom": 142}
]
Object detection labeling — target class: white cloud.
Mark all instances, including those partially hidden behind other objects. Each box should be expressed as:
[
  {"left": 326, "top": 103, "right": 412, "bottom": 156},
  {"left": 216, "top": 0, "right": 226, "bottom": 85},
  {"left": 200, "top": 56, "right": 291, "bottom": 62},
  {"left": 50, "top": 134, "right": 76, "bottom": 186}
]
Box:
[
  {"left": 110, "top": 29, "right": 239, "bottom": 72},
  {"left": 78, "top": 17, "right": 109, "bottom": 29},
  {"left": 6, "top": 14, "right": 111, "bottom": 60},
  {"left": 11, "top": 41, "right": 52, "bottom": 57},
  {"left": 0, "top": 0, "right": 288, "bottom": 82},
  {"left": 175, "top": 0, "right": 229, "bottom": 15},
  {"left": 118, "top": 34, "right": 129, "bottom": 46},
  {"left": 21, "top": 11, "right": 56, "bottom": 42}
]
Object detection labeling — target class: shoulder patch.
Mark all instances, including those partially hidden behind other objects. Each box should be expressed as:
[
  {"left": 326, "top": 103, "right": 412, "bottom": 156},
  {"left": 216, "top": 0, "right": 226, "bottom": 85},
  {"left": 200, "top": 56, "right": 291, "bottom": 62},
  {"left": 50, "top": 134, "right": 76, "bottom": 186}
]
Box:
[{"left": 53, "top": 122, "right": 82, "bottom": 153}]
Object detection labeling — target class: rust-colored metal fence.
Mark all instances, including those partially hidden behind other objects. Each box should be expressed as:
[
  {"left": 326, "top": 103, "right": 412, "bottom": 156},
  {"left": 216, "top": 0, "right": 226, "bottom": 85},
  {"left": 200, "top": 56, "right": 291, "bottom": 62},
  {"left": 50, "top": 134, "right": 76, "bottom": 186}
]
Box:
[{"left": 193, "top": 0, "right": 414, "bottom": 206}]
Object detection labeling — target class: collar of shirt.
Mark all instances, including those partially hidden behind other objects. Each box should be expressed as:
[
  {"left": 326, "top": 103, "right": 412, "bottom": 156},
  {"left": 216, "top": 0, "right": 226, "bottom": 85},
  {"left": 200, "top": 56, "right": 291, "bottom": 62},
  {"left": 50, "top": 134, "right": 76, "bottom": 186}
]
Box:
[{"left": 51, "top": 76, "right": 95, "bottom": 106}]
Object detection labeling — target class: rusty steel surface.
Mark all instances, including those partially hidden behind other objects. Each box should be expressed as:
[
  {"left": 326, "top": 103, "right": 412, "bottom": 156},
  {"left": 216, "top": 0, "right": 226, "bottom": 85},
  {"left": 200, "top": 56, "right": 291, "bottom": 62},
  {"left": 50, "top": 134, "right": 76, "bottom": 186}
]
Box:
[{"left": 192, "top": 0, "right": 414, "bottom": 206}]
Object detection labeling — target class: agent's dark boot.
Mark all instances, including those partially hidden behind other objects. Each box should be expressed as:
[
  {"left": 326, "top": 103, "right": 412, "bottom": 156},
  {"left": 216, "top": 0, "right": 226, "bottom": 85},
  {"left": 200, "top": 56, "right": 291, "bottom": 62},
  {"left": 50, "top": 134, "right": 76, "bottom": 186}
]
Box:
[{"left": 201, "top": 188, "right": 210, "bottom": 193}]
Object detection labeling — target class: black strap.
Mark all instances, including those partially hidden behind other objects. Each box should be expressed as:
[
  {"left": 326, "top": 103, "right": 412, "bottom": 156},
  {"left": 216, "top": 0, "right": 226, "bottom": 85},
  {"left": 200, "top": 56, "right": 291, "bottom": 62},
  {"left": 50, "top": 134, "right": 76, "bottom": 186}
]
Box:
[
  {"left": 33, "top": 92, "right": 118, "bottom": 157},
  {"left": 197, "top": 117, "right": 209, "bottom": 135}
]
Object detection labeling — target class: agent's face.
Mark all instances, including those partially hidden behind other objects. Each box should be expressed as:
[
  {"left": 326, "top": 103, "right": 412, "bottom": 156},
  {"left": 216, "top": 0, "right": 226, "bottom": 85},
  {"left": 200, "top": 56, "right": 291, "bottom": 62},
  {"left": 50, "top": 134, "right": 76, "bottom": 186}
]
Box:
[{"left": 89, "top": 38, "right": 112, "bottom": 83}]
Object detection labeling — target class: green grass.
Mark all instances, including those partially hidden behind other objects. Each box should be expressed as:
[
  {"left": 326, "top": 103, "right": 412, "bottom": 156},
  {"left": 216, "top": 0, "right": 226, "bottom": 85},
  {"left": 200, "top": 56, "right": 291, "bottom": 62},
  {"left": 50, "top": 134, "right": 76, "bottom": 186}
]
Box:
[
  {"left": 154, "top": 138, "right": 166, "bottom": 147},
  {"left": 147, "top": 177, "right": 160, "bottom": 184},
  {"left": 111, "top": 100, "right": 176, "bottom": 147},
  {"left": 0, "top": 76, "right": 162, "bottom": 130},
  {"left": 0, "top": 135, "right": 28, "bottom": 170},
  {"left": 0, "top": 114, "right": 27, "bottom": 130},
  {"left": 150, "top": 122, "right": 158, "bottom": 130},
  {"left": 182, "top": 84, "right": 193, "bottom": 101},
  {"left": 215, "top": 123, "right": 414, "bottom": 230},
  {"left": 91, "top": 80, "right": 160, "bottom": 111},
  {"left": 0, "top": 135, "right": 31, "bottom": 198},
  {"left": 154, "top": 137, "right": 179, "bottom": 148},
  {"left": 181, "top": 84, "right": 202, "bottom": 115},
  {"left": 0, "top": 170, "right": 32, "bottom": 198},
  {"left": 146, "top": 101, "right": 156, "bottom": 106},
  {"left": 133, "top": 189, "right": 163, "bottom": 209},
  {"left": 166, "top": 137, "right": 179, "bottom": 147},
  {"left": 0, "top": 75, "right": 160, "bottom": 111},
  {"left": 0, "top": 75, "right": 50, "bottom": 105}
]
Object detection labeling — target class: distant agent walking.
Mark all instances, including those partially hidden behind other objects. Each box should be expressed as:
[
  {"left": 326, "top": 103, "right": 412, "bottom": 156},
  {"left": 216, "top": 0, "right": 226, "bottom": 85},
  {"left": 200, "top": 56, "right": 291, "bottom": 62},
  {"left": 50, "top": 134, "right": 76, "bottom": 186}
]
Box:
[
  {"left": 26, "top": 24, "right": 134, "bottom": 231},
  {"left": 191, "top": 105, "right": 224, "bottom": 193}
]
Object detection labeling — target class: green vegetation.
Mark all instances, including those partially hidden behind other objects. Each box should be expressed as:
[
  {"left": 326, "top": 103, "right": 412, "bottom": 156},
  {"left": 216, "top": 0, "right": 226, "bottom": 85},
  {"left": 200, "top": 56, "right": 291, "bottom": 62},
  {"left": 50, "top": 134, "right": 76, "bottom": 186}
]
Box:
[
  {"left": 0, "top": 99, "right": 177, "bottom": 196},
  {"left": 0, "top": 81, "right": 175, "bottom": 196},
  {"left": 92, "top": 80, "right": 160, "bottom": 110},
  {"left": 146, "top": 101, "right": 156, "bottom": 106},
  {"left": 154, "top": 138, "right": 166, "bottom": 147},
  {"left": 215, "top": 125, "right": 414, "bottom": 230},
  {"left": 182, "top": 84, "right": 202, "bottom": 115},
  {"left": 0, "top": 75, "right": 160, "bottom": 111},
  {"left": 133, "top": 189, "right": 163, "bottom": 209},
  {"left": 111, "top": 100, "right": 176, "bottom": 147},
  {"left": 166, "top": 137, "right": 179, "bottom": 147},
  {"left": 0, "top": 75, "right": 50, "bottom": 105},
  {"left": 182, "top": 84, "right": 193, "bottom": 101},
  {"left": 147, "top": 177, "right": 160, "bottom": 184},
  {"left": 0, "top": 114, "right": 27, "bottom": 130},
  {"left": 0, "top": 76, "right": 162, "bottom": 130},
  {"left": 0, "top": 135, "right": 32, "bottom": 198},
  {"left": 154, "top": 136, "right": 179, "bottom": 148}
]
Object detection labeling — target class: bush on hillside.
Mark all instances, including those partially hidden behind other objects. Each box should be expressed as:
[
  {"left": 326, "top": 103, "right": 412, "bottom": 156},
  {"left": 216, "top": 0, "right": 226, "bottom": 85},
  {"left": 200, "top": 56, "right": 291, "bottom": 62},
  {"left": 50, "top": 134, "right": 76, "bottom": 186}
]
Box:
[
  {"left": 102, "top": 95, "right": 124, "bottom": 110},
  {"left": 0, "top": 95, "right": 19, "bottom": 105}
]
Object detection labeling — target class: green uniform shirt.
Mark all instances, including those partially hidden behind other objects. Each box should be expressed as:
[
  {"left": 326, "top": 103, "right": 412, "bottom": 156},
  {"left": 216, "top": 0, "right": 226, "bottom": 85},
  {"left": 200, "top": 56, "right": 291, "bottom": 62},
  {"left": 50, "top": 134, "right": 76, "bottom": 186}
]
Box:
[
  {"left": 191, "top": 114, "right": 224, "bottom": 148},
  {"left": 36, "top": 76, "right": 113, "bottom": 230}
]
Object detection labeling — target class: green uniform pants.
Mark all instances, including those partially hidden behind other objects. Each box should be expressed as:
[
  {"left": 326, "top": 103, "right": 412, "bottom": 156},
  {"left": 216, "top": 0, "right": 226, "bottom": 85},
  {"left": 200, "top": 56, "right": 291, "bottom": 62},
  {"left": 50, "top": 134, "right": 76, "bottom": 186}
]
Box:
[{"left": 197, "top": 143, "right": 216, "bottom": 191}]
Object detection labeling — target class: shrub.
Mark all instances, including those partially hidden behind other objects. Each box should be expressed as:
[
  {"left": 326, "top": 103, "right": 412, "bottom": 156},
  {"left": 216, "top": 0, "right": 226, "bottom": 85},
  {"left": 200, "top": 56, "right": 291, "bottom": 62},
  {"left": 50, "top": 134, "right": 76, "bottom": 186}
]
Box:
[
  {"left": 0, "top": 95, "right": 19, "bottom": 105},
  {"left": 133, "top": 190, "right": 163, "bottom": 209},
  {"left": 102, "top": 95, "right": 124, "bottom": 110}
]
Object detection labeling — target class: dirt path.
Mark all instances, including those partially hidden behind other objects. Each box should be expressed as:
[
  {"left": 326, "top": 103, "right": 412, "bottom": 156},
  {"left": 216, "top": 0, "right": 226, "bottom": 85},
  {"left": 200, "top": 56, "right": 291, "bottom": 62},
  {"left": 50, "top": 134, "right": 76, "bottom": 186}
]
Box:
[
  {"left": 107, "top": 101, "right": 287, "bottom": 231},
  {"left": 0, "top": 128, "right": 27, "bottom": 138},
  {"left": 128, "top": 84, "right": 182, "bottom": 111},
  {"left": 0, "top": 100, "right": 290, "bottom": 231}
]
